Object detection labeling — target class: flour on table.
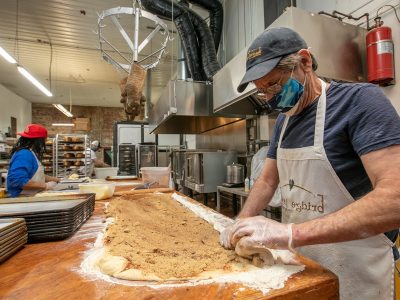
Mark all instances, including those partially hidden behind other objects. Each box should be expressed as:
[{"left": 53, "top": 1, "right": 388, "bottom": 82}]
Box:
[{"left": 79, "top": 194, "right": 304, "bottom": 295}]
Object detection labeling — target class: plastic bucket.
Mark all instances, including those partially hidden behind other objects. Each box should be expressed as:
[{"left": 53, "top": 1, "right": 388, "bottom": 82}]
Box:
[
  {"left": 79, "top": 181, "right": 116, "bottom": 200},
  {"left": 94, "top": 167, "right": 118, "bottom": 179},
  {"left": 140, "top": 167, "right": 170, "bottom": 188}
]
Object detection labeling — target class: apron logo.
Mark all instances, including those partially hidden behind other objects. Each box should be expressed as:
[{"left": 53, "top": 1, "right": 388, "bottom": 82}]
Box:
[
  {"left": 281, "top": 181, "right": 325, "bottom": 214},
  {"left": 289, "top": 179, "right": 294, "bottom": 190}
]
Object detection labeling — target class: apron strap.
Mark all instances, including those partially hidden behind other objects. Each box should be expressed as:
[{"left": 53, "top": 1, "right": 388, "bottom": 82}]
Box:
[
  {"left": 314, "top": 79, "right": 327, "bottom": 148},
  {"left": 277, "top": 115, "right": 290, "bottom": 149}
]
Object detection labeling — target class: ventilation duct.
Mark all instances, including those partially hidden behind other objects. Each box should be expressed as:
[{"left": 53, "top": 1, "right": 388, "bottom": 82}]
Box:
[
  {"left": 186, "top": 0, "right": 223, "bottom": 52},
  {"left": 141, "top": 0, "right": 221, "bottom": 81}
]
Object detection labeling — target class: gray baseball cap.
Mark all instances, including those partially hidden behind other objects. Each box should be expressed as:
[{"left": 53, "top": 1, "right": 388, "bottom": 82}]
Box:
[{"left": 237, "top": 27, "right": 308, "bottom": 93}]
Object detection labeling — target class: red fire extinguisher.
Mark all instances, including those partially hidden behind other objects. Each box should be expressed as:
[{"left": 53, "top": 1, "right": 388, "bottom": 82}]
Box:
[{"left": 366, "top": 18, "right": 395, "bottom": 85}]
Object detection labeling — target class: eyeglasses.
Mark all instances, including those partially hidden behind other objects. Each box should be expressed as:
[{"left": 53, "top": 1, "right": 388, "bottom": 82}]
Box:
[{"left": 254, "top": 74, "right": 284, "bottom": 100}]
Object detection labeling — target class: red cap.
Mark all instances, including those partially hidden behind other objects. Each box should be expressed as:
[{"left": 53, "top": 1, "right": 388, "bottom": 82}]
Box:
[{"left": 17, "top": 124, "right": 48, "bottom": 139}]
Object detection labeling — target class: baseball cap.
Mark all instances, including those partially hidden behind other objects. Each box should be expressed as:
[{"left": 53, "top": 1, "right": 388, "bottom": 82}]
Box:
[
  {"left": 17, "top": 124, "right": 48, "bottom": 138},
  {"left": 237, "top": 27, "right": 308, "bottom": 93}
]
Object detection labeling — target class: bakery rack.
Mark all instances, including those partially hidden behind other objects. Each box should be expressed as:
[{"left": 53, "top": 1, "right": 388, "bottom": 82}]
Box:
[
  {"left": 54, "top": 134, "right": 91, "bottom": 178},
  {"left": 43, "top": 138, "right": 55, "bottom": 176}
]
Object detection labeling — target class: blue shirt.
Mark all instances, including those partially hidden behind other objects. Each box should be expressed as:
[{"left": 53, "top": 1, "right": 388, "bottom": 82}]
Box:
[
  {"left": 7, "top": 149, "right": 39, "bottom": 197},
  {"left": 267, "top": 81, "right": 400, "bottom": 256}
]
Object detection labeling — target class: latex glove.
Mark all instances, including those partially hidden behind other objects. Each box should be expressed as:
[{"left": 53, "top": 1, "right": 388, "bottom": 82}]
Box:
[
  {"left": 45, "top": 181, "right": 58, "bottom": 190},
  {"left": 230, "top": 216, "right": 294, "bottom": 251},
  {"left": 219, "top": 219, "right": 239, "bottom": 249}
]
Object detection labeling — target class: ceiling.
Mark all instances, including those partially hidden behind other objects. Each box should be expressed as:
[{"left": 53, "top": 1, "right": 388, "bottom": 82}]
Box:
[{"left": 0, "top": 0, "right": 181, "bottom": 108}]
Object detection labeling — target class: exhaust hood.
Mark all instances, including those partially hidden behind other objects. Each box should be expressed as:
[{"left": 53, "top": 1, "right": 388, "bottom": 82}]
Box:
[
  {"left": 213, "top": 7, "right": 368, "bottom": 115},
  {"left": 149, "top": 80, "right": 242, "bottom": 134}
]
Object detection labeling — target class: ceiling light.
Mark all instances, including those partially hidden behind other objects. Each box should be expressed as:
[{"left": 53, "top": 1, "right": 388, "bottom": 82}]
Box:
[
  {"left": 17, "top": 66, "right": 52, "bottom": 97},
  {"left": 51, "top": 123, "right": 75, "bottom": 127},
  {"left": 0, "top": 46, "right": 17, "bottom": 64},
  {"left": 53, "top": 104, "right": 73, "bottom": 118}
]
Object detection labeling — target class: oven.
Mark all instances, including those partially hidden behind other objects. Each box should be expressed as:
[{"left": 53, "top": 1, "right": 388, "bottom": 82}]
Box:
[{"left": 184, "top": 151, "right": 237, "bottom": 194}]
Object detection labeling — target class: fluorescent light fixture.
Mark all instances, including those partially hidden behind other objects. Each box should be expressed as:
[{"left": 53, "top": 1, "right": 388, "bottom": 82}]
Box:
[
  {"left": 0, "top": 46, "right": 17, "bottom": 64},
  {"left": 17, "top": 66, "right": 53, "bottom": 97},
  {"left": 51, "top": 123, "right": 75, "bottom": 127},
  {"left": 52, "top": 104, "right": 73, "bottom": 118}
]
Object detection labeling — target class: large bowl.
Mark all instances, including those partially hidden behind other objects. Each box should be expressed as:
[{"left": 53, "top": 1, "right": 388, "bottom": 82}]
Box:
[{"left": 79, "top": 182, "right": 116, "bottom": 200}]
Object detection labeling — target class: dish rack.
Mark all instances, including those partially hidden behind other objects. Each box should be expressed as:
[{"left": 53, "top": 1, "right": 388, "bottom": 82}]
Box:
[{"left": 54, "top": 134, "right": 91, "bottom": 178}]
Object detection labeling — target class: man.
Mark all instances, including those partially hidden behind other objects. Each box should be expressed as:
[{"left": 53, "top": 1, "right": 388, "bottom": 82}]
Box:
[
  {"left": 220, "top": 27, "right": 400, "bottom": 300},
  {"left": 86, "top": 140, "right": 110, "bottom": 176}
]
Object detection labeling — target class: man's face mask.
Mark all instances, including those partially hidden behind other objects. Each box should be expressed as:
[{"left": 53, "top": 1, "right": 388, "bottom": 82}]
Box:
[{"left": 267, "top": 75, "right": 305, "bottom": 113}]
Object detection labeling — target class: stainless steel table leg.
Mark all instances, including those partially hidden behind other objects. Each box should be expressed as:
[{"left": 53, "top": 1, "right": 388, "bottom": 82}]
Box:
[
  {"left": 240, "top": 196, "right": 244, "bottom": 211},
  {"left": 217, "top": 187, "right": 221, "bottom": 212}
]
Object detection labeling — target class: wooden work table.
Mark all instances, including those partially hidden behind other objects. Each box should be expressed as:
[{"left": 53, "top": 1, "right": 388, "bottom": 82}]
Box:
[{"left": 0, "top": 192, "right": 339, "bottom": 300}]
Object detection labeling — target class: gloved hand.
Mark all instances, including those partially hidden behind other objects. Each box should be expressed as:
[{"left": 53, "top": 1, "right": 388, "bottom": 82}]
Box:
[
  {"left": 219, "top": 218, "right": 240, "bottom": 249},
  {"left": 45, "top": 181, "right": 58, "bottom": 190},
  {"left": 230, "top": 216, "right": 294, "bottom": 251}
]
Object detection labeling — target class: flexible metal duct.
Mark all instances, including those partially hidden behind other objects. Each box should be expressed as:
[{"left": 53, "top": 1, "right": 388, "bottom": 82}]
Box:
[
  {"left": 140, "top": 0, "right": 205, "bottom": 81},
  {"left": 186, "top": 0, "right": 223, "bottom": 52},
  {"left": 182, "top": 5, "right": 220, "bottom": 80}
]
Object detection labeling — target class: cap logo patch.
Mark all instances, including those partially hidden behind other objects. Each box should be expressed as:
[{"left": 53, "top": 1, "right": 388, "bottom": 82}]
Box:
[{"left": 247, "top": 47, "right": 262, "bottom": 60}]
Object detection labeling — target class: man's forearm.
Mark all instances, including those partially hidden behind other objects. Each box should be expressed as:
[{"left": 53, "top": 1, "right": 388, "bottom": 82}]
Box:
[
  {"left": 292, "top": 184, "right": 400, "bottom": 248},
  {"left": 238, "top": 177, "right": 277, "bottom": 218}
]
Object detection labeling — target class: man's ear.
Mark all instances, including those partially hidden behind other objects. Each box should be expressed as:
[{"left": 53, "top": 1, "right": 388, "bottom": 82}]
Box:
[{"left": 298, "top": 49, "right": 313, "bottom": 71}]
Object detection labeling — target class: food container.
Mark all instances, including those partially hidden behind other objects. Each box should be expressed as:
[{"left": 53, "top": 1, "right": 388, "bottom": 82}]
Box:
[
  {"left": 0, "top": 188, "right": 5, "bottom": 198},
  {"left": 140, "top": 167, "right": 170, "bottom": 188},
  {"left": 94, "top": 167, "right": 119, "bottom": 179},
  {"left": 79, "top": 182, "right": 116, "bottom": 200}
]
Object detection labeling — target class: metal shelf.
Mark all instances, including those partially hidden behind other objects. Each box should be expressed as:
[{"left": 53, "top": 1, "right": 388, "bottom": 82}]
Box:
[{"left": 55, "top": 134, "right": 91, "bottom": 178}]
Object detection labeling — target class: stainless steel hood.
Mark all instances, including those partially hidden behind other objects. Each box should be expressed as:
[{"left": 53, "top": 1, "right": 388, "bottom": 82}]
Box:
[
  {"left": 149, "top": 80, "right": 242, "bottom": 134},
  {"left": 213, "top": 6, "right": 368, "bottom": 115}
]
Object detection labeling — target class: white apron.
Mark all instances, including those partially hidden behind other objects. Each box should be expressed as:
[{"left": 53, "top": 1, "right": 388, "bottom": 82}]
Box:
[
  {"left": 20, "top": 151, "right": 46, "bottom": 196},
  {"left": 277, "top": 79, "right": 394, "bottom": 300}
]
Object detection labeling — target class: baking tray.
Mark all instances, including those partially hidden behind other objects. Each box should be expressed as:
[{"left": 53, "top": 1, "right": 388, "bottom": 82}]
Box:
[
  {"left": 0, "top": 218, "right": 26, "bottom": 232},
  {"left": 0, "top": 195, "right": 95, "bottom": 217},
  {"left": 28, "top": 225, "right": 84, "bottom": 242},
  {"left": 26, "top": 211, "right": 85, "bottom": 231},
  {"left": 0, "top": 224, "right": 27, "bottom": 238},
  {"left": 0, "top": 193, "right": 95, "bottom": 204},
  {"left": 27, "top": 209, "right": 88, "bottom": 230},
  {"left": 106, "top": 175, "right": 138, "bottom": 181},
  {"left": 23, "top": 201, "right": 93, "bottom": 229},
  {"left": 0, "top": 235, "right": 27, "bottom": 254},
  {"left": 2, "top": 202, "right": 88, "bottom": 220},
  {"left": 0, "top": 234, "right": 27, "bottom": 256},
  {"left": 0, "top": 239, "right": 26, "bottom": 263},
  {"left": 0, "top": 227, "right": 27, "bottom": 244}
]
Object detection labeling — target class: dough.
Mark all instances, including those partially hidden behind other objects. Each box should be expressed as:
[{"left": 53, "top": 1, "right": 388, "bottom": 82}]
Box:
[
  {"left": 95, "top": 193, "right": 256, "bottom": 281},
  {"left": 235, "top": 238, "right": 275, "bottom": 267},
  {"left": 97, "top": 254, "right": 129, "bottom": 276}
]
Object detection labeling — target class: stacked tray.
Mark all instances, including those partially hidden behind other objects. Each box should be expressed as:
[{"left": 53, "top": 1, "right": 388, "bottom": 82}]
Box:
[
  {"left": 0, "top": 218, "right": 28, "bottom": 263},
  {"left": 0, "top": 194, "right": 95, "bottom": 242}
]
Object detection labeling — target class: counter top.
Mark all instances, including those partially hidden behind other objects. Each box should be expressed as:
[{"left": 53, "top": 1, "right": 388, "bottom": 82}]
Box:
[{"left": 0, "top": 193, "right": 339, "bottom": 300}]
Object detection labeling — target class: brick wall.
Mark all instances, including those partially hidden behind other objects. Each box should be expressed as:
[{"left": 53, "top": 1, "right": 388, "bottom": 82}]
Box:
[{"left": 32, "top": 103, "right": 125, "bottom": 148}]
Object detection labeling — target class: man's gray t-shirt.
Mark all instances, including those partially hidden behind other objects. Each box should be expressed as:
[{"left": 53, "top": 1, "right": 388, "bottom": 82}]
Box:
[{"left": 267, "top": 81, "right": 400, "bottom": 255}]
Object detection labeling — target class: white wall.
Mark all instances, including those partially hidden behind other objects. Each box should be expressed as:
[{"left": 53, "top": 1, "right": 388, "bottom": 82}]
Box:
[
  {"left": 0, "top": 84, "right": 32, "bottom": 134},
  {"left": 297, "top": 0, "right": 400, "bottom": 112}
]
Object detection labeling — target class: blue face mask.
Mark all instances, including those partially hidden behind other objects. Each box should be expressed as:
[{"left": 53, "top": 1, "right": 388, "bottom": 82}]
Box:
[{"left": 267, "top": 77, "right": 304, "bottom": 113}]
